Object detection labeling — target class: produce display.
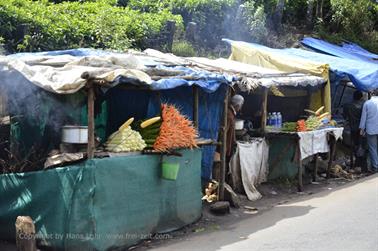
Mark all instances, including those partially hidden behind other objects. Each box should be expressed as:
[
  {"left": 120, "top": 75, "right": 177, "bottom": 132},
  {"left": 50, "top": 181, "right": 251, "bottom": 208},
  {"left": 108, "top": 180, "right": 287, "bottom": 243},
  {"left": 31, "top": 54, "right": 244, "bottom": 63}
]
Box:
[
  {"left": 153, "top": 104, "right": 198, "bottom": 152},
  {"left": 105, "top": 118, "right": 146, "bottom": 152},
  {"left": 282, "top": 122, "right": 297, "bottom": 132},
  {"left": 139, "top": 116, "right": 162, "bottom": 148},
  {"left": 296, "top": 119, "right": 307, "bottom": 132},
  {"left": 267, "top": 106, "right": 333, "bottom": 133},
  {"left": 305, "top": 115, "right": 322, "bottom": 131}
]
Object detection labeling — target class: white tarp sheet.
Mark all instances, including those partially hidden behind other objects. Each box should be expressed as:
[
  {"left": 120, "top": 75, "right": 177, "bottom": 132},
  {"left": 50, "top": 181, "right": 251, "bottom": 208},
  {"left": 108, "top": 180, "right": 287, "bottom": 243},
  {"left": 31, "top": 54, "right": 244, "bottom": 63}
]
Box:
[
  {"left": 0, "top": 54, "right": 151, "bottom": 94},
  {"left": 230, "top": 138, "right": 269, "bottom": 201},
  {"left": 297, "top": 127, "right": 344, "bottom": 160},
  {"left": 188, "top": 57, "right": 326, "bottom": 91}
]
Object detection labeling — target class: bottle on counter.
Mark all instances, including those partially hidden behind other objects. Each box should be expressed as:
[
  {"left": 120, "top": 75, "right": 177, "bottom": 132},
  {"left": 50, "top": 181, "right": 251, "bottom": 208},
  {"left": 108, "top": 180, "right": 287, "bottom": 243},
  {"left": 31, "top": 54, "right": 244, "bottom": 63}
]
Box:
[
  {"left": 277, "top": 112, "right": 282, "bottom": 128},
  {"left": 267, "top": 113, "right": 272, "bottom": 126},
  {"left": 272, "top": 112, "right": 277, "bottom": 128}
]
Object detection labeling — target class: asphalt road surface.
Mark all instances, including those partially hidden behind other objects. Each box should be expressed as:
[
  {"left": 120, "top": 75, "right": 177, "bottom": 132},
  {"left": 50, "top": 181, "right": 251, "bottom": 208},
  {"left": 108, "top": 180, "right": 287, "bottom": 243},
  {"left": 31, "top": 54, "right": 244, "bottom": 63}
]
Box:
[{"left": 150, "top": 174, "right": 378, "bottom": 251}]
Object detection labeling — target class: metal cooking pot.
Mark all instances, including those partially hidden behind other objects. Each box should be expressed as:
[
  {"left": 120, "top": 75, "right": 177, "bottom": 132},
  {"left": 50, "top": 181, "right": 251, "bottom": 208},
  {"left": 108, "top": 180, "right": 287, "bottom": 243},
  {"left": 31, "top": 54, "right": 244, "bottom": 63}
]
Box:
[
  {"left": 62, "top": 125, "right": 88, "bottom": 144},
  {"left": 235, "top": 119, "right": 244, "bottom": 130}
]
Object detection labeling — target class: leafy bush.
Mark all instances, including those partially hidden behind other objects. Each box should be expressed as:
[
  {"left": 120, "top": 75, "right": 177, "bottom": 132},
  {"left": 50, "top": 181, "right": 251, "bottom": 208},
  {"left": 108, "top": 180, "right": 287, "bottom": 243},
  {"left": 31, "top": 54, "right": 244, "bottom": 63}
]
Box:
[
  {"left": 0, "top": 0, "right": 182, "bottom": 53},
  {"left": 172, "top": 40, "right": 196, "bottom": 57},
  {"left": 242, "top": 2, "right": 268, "bottom": 44},
  {"left": 128, "top": 0, "right": 237, "bottom": 49},
  {"left": 315, "top": 0, "right": 378, "bottom": 53}
]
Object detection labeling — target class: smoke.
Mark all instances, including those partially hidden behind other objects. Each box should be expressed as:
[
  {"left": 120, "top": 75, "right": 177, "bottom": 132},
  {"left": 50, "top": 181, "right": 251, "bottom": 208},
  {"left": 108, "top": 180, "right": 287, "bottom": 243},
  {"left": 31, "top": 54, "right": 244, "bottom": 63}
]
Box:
[
  {"left": 0, "top": 65, "right": 86, "bottom": 157},
  {"left": 223, "top": 1, "right": 270, "bottom": 44}
]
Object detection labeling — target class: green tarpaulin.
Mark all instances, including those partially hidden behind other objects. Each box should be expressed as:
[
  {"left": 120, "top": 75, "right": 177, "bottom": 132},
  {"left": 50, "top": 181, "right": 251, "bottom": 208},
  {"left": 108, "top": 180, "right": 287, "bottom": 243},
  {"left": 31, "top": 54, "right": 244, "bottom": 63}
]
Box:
[
  {"left": 267, "top": 137, "right": 298, "bottom": 180},
  {"left": 0, "top": 149, "right": 202, "bottom": 250}
]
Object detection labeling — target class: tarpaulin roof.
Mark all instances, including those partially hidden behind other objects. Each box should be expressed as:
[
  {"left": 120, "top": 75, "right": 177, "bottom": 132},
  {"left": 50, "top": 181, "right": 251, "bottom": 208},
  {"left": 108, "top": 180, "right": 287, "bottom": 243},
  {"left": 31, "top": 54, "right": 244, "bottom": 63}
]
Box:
[
  {"left": 224, "top": 39, "right": 332, "bottom": 112},
  {"left": 225, "top": 39, "right": 378, "bottom": 93},
  {"left": 301, "top": 37, "right": 378, "bottom": 64},
  {"left": 1, "top": 48, "right": 232, "bottom": 94},
  {"left": 341, "top": 42, "right": 378, "bottom": 60},
  {"left": 1, "top": 47, "right": 327, "bottom": 95},
  {"left": 187, "top": 57, "right": 325, "bottom": 91}
]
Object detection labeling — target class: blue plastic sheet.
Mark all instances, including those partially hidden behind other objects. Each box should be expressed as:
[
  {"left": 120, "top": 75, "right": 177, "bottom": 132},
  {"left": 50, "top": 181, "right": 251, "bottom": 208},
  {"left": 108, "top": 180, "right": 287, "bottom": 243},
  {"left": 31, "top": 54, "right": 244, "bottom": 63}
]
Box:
[
  {"left": 146, "top": 85, "right": 227, "bottom": 180},
  {"left": 341, "top": 42, "right": 378, "bottom": 60},
  {"left": 301, "top": 37, "right": 378, "bottom": 64},
  {"left": 151, "top": 66, "right": 232, "bottom": 93}
]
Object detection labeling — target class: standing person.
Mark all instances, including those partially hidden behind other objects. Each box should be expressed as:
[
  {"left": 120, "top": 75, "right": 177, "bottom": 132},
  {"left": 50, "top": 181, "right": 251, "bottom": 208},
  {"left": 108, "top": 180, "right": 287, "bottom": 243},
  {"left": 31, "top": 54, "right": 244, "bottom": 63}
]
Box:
[
  {"left": 225, "top": 95, "right": 245, "bottom": 161},
  {"left": 343, "top": 90, "right": 366, "bottom": 171},
  {"left": 359, "top": 90, "right": 378, "bottom": 172}
]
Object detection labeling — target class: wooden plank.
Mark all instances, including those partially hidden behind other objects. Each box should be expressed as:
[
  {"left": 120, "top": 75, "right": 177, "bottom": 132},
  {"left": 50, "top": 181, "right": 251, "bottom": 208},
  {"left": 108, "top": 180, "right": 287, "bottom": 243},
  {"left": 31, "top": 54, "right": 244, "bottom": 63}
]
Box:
[
  {"left": 219, "top": 86, "right": 229, "bottom": 201},
  {"left": 87, "top": 81, "right": 95, "bottom": 159},
  {"left": 261, "top": 88, "right": 268, "bottom": 132},
  {"left": 15, "top": 216, "right": 36, "bottom": 251}
]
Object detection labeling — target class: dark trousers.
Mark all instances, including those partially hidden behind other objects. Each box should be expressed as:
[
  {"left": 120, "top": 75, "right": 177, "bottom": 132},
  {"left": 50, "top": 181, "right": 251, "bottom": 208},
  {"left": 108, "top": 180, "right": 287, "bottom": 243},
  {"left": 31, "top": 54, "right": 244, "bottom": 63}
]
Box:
[{"left": 351, "top": 130, "right": 367, "bottom": 171}]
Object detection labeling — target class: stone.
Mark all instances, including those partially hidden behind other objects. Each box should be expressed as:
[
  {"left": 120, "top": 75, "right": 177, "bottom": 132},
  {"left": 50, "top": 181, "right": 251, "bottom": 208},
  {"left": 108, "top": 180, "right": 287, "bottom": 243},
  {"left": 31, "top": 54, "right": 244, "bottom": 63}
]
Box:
[{"left": 210, "top": 201, "right": 230, "bottom": 215}]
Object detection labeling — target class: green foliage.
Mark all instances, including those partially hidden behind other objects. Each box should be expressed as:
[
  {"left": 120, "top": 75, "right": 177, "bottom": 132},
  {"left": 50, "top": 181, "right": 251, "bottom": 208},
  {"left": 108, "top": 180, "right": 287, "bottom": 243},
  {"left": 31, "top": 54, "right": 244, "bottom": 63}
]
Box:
[
  {"left": 313, "top": 0, "right": 378, "bottom": 53},
  {"left": 128, "top": 0, "right": 237, "bottom": 49},
  {"left": 330, "top": 0, "right": 376, "bottom": 35},
  {"left": 0, "top": 0, "right": 182, "bottom": 52},
  {"left": 1, "top": 0, "right": 377, "bottom": 54},
  {"left": 172, "top": 40, "right": 196, "bottom": 57},
  {"left": 242, "top": 1, "right": 268, "bottom": 43}
]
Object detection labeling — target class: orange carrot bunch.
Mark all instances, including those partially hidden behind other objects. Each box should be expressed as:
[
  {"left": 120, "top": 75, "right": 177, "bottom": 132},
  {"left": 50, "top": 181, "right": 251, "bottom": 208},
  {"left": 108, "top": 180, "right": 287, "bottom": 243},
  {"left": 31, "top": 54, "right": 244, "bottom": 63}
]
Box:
[
  {"left": 153, "top": 104, "right": 198, "bottom": 152},
  {"left": 296, "top": 119, "right": 307, "bottom": 132}
]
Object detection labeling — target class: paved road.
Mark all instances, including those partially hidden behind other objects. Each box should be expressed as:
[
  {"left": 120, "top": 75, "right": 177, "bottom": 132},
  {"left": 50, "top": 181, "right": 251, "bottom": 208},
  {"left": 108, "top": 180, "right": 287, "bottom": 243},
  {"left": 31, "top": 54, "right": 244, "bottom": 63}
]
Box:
[{"left": 150, "top": 175, "right": 378, "bottom": 251}]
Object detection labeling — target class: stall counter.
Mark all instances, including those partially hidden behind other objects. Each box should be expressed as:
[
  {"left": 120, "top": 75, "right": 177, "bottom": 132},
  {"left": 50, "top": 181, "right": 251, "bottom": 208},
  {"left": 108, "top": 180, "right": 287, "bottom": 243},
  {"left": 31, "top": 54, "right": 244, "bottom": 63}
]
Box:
[{"left": 0, "top": 149, "right": 202, "bottom": 250}]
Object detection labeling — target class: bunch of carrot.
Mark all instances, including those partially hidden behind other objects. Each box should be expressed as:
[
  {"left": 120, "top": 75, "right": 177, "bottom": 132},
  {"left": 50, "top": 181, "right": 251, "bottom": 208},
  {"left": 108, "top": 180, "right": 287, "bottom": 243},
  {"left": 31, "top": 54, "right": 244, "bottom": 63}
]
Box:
[
  {"left": 153, "top": 104, "right": 198, "bottom": 152},
  {"left": 296, "top": 119, "right": 307, "bottom": 132}
]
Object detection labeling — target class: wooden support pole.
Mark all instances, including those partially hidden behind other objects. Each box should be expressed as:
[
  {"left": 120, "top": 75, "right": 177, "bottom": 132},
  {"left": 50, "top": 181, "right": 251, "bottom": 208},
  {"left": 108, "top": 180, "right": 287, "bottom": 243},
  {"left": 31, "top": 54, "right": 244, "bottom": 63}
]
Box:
[
  {"left": 193, "top": 86, "right": 199, "bottom": 130},
  {"left": 261, "top": 88, "right": 268, "bottom": 132},
  {"left": 297, "top": 143, "right": 303, "bottom": 192},
  {"left": 15, "top": 216, "right": 37, "bottom": 251},
  {"left": 87, "top": 81, "right": 95, "bottom": 159},
  {"left": 313, "top": 153, "right": 319, "bottom": 182},
  {"left": 219, "top": 87, "right": 229, "bottom": 201}
]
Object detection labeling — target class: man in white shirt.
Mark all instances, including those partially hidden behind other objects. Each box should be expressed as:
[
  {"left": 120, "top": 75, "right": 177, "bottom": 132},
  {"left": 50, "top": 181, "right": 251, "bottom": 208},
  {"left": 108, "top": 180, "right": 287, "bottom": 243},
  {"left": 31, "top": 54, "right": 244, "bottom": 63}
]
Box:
[{"left": 359, "top": 90, "right": 378, "bottom": 171}]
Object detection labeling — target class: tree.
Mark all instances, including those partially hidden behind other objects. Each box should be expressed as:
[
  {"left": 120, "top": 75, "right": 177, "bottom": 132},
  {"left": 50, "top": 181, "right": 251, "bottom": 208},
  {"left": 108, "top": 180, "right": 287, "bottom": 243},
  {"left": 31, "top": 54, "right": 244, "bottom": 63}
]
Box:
[{"left": 273, "top": 0, "right": 285, "bottom": 31}]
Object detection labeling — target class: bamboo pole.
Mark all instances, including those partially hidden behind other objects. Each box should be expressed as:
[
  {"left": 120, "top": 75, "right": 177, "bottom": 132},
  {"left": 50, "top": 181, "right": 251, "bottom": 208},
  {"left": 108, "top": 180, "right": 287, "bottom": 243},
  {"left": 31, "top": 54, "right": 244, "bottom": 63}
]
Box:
[
  {"left": 87, "top": 81, "right": 95, "bottom": 159},
  {"left": 219, "top": 87, "right": 229, "bottom": 201},
  {"left": 193, "top": 86, "right": 199, "bottom": 130},
  {"left": 261, "top": 88, "right": 268, "bottom": 132}
]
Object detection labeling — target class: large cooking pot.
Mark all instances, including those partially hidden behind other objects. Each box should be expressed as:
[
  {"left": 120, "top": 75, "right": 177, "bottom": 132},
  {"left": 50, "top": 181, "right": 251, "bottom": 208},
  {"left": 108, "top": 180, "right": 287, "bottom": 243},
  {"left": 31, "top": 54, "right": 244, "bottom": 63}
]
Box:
[
  {"left": 235, "top": 119, "right": 244, "bottom": 130},
  {"left": 62, "top": 125, "right": 88, "bottom": 144}
]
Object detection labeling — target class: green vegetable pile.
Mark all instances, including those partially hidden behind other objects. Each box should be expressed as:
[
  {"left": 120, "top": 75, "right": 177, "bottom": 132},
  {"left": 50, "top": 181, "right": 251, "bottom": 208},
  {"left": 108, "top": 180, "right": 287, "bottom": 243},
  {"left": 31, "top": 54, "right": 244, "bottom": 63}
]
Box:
[{"left": 282, "top": 122, "right": 297, "bottom": 132}]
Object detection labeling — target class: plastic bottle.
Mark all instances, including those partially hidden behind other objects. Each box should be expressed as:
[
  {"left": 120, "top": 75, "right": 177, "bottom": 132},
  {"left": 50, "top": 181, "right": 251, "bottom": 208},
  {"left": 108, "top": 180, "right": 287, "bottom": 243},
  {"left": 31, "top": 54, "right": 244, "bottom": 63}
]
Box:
[
  {"left": 272, "top": 112, "right": 277, "bottom": 128},
  {"left": 267, "top": 113, "right": 272, "bottom": 126},
  {"left": 277, "top": 112, "right": 282, "bottom": 128}
]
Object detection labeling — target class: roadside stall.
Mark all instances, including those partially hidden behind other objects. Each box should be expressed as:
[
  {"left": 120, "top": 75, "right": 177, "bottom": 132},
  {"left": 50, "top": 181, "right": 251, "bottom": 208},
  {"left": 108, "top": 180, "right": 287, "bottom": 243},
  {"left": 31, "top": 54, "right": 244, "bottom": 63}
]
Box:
[
  {"left": 0, "top": 49, "right": 232, "bottom": 250},
  {"left": 186, "top": 56, "right": 343, "bottom": 198},
  {"left": 224, "top": 39, "right": 378, "bottom": 191}
]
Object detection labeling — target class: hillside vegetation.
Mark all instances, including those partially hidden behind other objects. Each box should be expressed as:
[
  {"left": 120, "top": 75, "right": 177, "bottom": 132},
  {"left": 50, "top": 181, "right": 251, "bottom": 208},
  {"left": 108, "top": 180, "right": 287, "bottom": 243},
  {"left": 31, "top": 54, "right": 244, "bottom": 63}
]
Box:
[{"left": 0, "top": 0, "right": 377, "bottom": 55}]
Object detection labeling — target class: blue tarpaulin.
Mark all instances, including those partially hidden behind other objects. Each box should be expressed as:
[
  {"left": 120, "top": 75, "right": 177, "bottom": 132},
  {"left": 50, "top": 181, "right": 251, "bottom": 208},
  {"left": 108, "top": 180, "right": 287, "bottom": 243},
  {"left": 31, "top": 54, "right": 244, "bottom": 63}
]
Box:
[
  {"left": 341, "top": 42, "right": 378, "bottom": 59},
  {"left": 301, "top": 37, "right": 378, "bottom": 64},
  {"left": 226, "top": 39, "right": 378, "bottom": 92}
]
